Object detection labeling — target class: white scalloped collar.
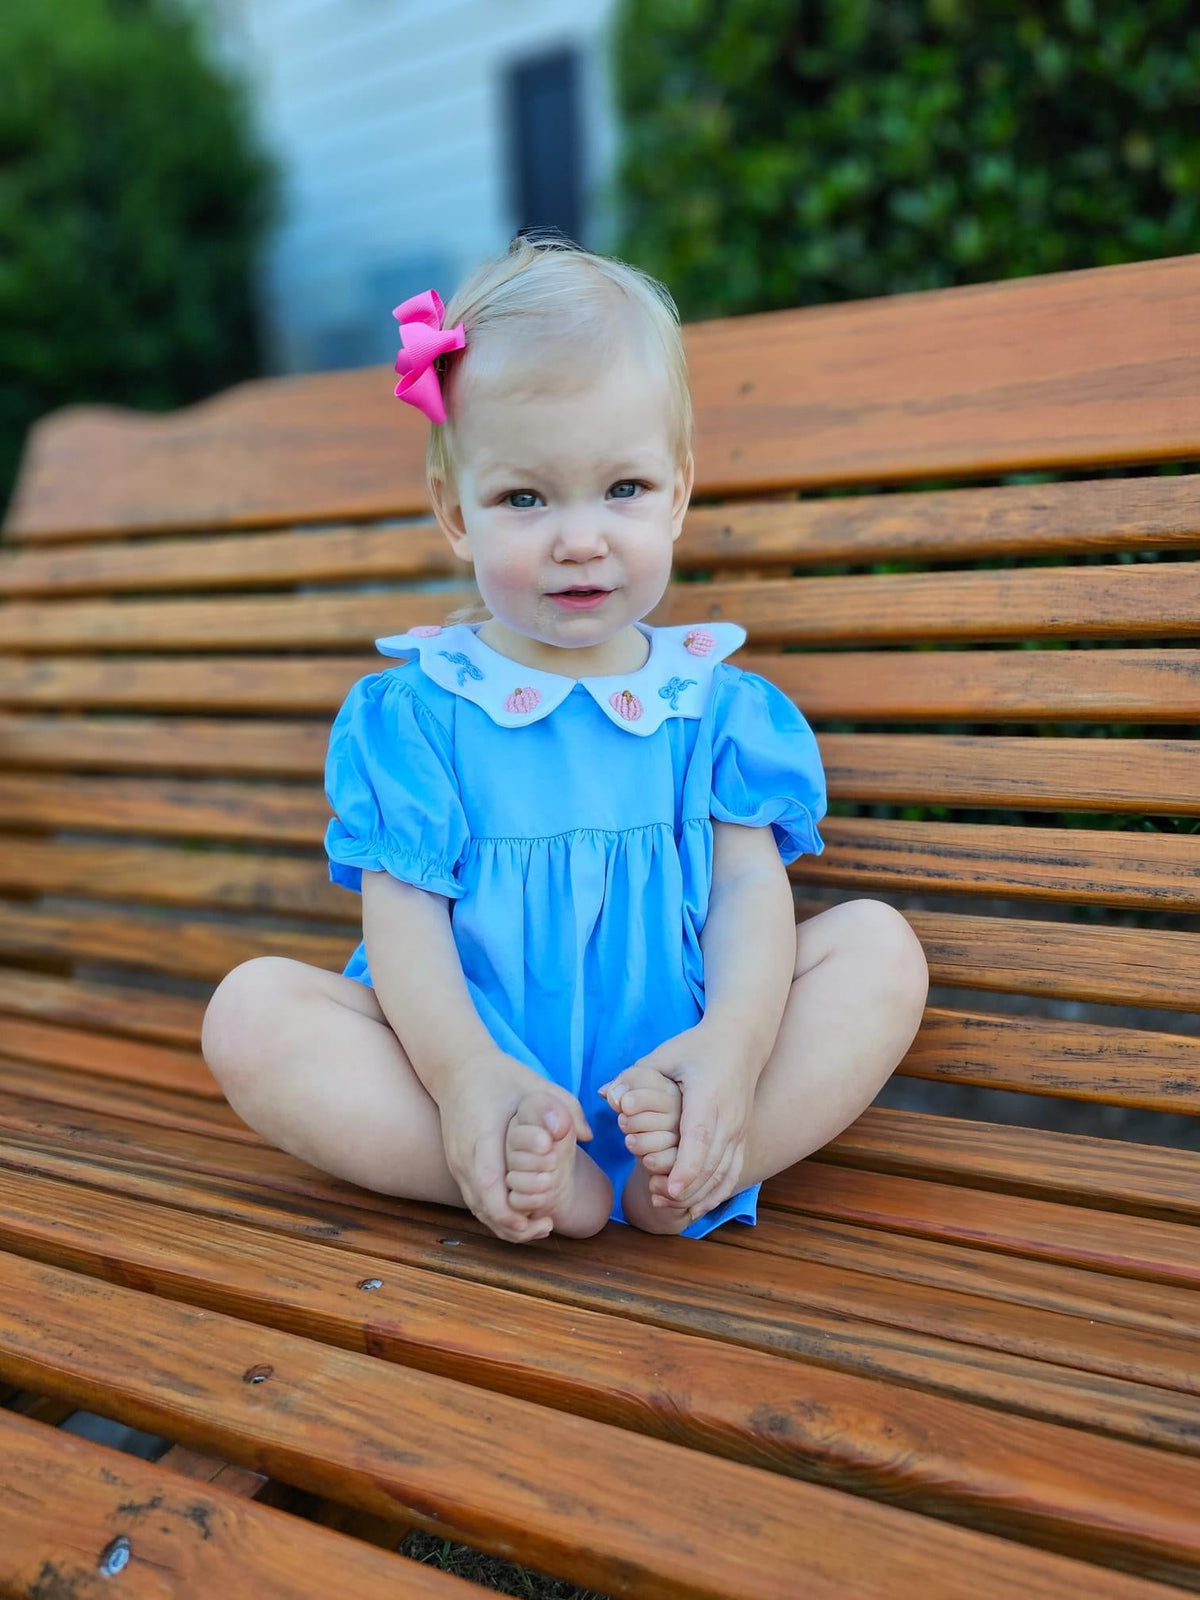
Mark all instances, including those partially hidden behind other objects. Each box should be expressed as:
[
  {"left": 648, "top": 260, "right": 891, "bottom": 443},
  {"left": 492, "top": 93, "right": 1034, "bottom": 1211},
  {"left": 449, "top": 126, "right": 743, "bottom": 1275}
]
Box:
[{"left": 373, "top": 620, "right": 748, "bottom": 735}]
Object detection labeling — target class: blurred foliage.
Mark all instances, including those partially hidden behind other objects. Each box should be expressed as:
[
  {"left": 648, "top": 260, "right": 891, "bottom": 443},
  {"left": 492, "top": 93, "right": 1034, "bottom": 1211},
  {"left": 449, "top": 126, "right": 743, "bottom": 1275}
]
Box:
[
  {"left": 611, "top": 0, "right": 1200, "bottom": 319},
  {"left": 0, "top": 0, "right": 278, "bottom": 523},
  {"left": 611, "top": 4, "right": 1200, "bottom": 850}
]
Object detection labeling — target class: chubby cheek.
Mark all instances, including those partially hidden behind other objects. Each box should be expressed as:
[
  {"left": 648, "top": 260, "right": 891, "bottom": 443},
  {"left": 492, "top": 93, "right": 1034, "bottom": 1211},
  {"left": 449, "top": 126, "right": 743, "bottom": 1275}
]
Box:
[{"left": 473, "top": 544, "right": 542, "bottom": 611}]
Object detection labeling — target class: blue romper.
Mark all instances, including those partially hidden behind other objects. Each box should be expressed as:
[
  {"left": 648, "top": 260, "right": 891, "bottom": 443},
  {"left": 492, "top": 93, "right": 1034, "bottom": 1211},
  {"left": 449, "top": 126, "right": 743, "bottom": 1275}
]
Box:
[{"left": 323, "top": 618, "right": 828, "bottom": 1239}]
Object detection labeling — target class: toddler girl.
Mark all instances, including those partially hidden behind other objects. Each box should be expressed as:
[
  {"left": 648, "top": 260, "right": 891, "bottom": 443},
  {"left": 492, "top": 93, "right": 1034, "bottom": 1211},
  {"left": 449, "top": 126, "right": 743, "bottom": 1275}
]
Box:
[{"left": 201, "top": 235, "right": 929, "bottom": 1245}]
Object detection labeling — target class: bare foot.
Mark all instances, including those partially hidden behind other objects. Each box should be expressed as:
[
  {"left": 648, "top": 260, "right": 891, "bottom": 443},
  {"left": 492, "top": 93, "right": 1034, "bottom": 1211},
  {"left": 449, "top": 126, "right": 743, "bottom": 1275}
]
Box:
[
  {"left": 599, "top": 1068, "right": 693, "bottom": 1234},
  {"left": 504, "top": 1091, "right": 612, "bottom": 1239}
]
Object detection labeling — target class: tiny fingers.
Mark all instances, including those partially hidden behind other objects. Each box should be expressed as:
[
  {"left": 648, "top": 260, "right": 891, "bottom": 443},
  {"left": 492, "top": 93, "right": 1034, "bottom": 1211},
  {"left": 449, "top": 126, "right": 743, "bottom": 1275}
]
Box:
[
  {"left": 680, "top": 1147, "right": 734, "bottom": 1213},
  {"left": 678, "top": 1144, "right": 739, "bottom": 1212}
]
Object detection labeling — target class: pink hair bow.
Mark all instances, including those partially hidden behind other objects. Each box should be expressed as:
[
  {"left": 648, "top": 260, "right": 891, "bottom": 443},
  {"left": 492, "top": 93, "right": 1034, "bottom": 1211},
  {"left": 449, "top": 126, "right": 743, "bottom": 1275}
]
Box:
[{"left": 392, "top": 289, "right": 465, "bottom": 424}]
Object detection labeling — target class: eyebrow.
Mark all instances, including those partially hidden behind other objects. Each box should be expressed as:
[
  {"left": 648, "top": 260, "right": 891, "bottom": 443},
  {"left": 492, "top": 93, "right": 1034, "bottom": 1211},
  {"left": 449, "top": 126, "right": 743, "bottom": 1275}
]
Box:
[{"left": 478, "top": 458, "right": 662, "bottom": 480}]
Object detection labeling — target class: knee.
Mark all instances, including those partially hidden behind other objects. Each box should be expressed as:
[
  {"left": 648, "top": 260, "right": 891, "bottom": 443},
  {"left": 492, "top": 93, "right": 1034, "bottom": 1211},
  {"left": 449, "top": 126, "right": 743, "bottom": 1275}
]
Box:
[
  {"left": 832, "top": 899, "right": 929, "bottom": 1015},
  {"left": 201, "top": 956, "right": 299, "bottom": 1089}
]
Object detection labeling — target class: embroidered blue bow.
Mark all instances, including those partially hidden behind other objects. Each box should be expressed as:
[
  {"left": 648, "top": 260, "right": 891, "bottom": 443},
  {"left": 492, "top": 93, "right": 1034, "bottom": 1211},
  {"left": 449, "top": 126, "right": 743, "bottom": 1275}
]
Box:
[
  {"left": 438, "top": 649, "right": 485, "bottom": 687},
  {"left": 659, "top": 675, "right": 698, "bottom": 711}
]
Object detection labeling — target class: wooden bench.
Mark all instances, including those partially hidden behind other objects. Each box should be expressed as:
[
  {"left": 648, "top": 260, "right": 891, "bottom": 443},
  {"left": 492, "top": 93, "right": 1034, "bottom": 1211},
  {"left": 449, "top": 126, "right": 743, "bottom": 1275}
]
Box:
[{"left": 1, "top": 251, "right": 1199, "bottom": 1599}]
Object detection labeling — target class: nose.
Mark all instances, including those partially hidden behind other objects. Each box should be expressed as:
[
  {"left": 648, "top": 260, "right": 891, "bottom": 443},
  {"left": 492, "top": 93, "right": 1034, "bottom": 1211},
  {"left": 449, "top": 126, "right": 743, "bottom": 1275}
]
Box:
[{"left": 552, "top": 507, "right": 610, "bottom": 563}]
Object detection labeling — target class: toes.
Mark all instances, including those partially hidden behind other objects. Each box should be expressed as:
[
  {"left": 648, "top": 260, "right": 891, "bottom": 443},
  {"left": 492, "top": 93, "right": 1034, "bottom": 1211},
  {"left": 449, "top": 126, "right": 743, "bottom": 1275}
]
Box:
[
  {"left": 617, "top": 1086, "right": 680, "bottom": 1117},
  {"left": 506, "top": 1146, "right": 555, "bottom": 1172},
  {"left": 516, "top": 1091, "right": 570, "bottom": 1139},
  {"left": 507, "top": 1168, "right": 553, "bottom": 1194},
  {"left": 620, "top": 1108, "right": 677, "bottom": 1134},
  {"left": 624, "top": 1129, "right": 677, "bottom": 1156},
  {"left": 639, "top": 1148, "right": 676, "bottom": 1174},
  {"left": 507, "top": 1188, "right": 552, "bottom": 1214},
  {"left": 508, "top": 1092, "right": 575, "bottom": 1162},
  {"left": 507, "top": 1123, "right": 552, "bottom": 1157}
]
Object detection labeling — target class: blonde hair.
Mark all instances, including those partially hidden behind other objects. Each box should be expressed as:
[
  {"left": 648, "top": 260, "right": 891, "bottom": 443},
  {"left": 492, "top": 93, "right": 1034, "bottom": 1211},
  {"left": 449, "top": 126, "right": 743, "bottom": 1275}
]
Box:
[{"left": 424, "top": 233, "right": 693, "bottom": 626}]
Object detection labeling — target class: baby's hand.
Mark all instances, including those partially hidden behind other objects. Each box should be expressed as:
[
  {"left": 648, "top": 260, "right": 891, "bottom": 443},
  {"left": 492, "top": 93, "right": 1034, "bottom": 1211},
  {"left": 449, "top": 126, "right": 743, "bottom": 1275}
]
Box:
[
  {"left": 437, "top": 1049, "right": 591, "bottom": 1244},
  {"left": 609, "top": 1023, "right": 761, "bottom": 1222}
]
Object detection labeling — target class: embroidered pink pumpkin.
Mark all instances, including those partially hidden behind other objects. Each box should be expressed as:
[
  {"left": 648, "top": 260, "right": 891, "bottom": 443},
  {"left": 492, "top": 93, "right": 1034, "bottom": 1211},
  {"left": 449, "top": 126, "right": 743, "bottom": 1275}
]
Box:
[
  {"left": 410, "top": 624, "right": 443, "bottom": 638},
  {"left": 505, "top": 685, "right": 542, "bottom": 715},
  {"left": 609, "top": 689, "right": 644, "bottom": 721},
  {"left": 684, "top": 628, "right": 716, "bottom": 657}
]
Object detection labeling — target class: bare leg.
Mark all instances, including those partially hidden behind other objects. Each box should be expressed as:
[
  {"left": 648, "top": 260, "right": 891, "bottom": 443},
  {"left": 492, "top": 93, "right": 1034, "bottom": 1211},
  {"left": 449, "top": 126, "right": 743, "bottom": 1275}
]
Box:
[
  {"left": 200, "top": 956, "right": 610, "bottom": 1237},
  {"left": 621, "top": 899, "right": 929, "bottom": 1234}
]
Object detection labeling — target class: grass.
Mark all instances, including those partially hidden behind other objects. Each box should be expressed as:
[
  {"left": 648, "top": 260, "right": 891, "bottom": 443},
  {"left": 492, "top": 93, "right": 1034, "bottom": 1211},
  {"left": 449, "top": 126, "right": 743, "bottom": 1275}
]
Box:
[{"left": 400, "top": 1530, "right": 611, "bottom": 1597}]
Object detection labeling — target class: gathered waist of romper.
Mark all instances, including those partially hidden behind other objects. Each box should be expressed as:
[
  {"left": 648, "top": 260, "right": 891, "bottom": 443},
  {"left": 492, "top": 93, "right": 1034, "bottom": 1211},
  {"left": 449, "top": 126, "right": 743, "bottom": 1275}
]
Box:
[{"left": 464, "top": 819, "right": 713, "bottom": 847}]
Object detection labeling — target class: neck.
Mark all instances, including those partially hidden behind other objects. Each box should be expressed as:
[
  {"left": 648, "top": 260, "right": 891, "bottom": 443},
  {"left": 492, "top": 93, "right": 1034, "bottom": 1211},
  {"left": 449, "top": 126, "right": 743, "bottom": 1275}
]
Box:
[{"left": 475, "top": 620, "right": 651, "bottom": 678}]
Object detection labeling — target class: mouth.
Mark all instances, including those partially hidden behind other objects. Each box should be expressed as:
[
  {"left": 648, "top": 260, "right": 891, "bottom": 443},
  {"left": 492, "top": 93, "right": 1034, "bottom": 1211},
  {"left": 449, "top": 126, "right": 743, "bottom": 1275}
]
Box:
[{"left": 548, "top": 586, "right": 613, "bottom": 609}]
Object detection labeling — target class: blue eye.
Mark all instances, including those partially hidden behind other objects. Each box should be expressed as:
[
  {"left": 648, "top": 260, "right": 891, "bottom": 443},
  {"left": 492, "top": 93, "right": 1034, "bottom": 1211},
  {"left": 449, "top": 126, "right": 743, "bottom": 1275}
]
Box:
[
  {"left": 609, "top": 481, "right": 642, "bottom": 499},
  {"left": 504, "top": 491, "right": 542, "bottom": 509}
]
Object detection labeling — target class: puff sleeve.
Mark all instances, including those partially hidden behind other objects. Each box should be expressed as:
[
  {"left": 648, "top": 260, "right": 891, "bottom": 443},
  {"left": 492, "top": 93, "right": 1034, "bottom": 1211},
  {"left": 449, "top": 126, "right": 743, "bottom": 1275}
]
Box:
[
  {"left": 324, "top": 673, "right": 470, "bottom": 899},
  {"left": 709, "top": 669, "right": 827, "bottom": 864}
]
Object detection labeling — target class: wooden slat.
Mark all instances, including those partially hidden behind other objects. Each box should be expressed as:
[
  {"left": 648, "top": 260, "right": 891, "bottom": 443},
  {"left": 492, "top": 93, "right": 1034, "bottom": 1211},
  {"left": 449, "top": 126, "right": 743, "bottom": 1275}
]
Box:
[
  {"left": 4, "top": 648, "right": 1199, "bottom": 722},
  {"left": 4, "top": 564, "right": 1199, "bottom": 652},
  {"left": 809, "top": 817, "right": 1200, "bottom": 911},
  {"left": 768, "top": 1165, "right": 1200, "bottom": 1288},
  {"left": 4, "top": 1251, "right": 1153, "bottom": 1600},
  {"left": 2, "top": 1388, "right": 76, "bottom": 1426},
  {"left": 7, "top": 990, "right": 1195, "bottom": 1227},
  {"left": 5, "top": 474, "right": 1200, "bottom": 598},
  {"left": 894, "top": 1007, "right": 1200, "bottom": 1115},
  {"left": 0, "top": 773, "right": 325, "bottom": 842},
  {"left": 0, "top": 1057, "right": 254, "bottom": 1139},
  {"left": 1, "top": 1166, "right": 1199, "bottom": 1585},
  {"left": 3, "top": 1085, "right": 1199, "bottom": 1380},
  {"left": 768, "top": 647, "right": 1200, "bottom": 722},
  {"left": 682, "top": 473, "right": 1200, "bottom": 567},
  {"left": 0, "top": 1015, "right": 218, "bottom": 1097},
  {"left": 0, "top": 654, "right": 370, "bottom": 711},
  {"left": 0, "top": 835, "right": 342, "bottom": 919},
  {"left": 7, "top": 253, "right": 1200, "bottom": 539},
  {"left": 158, "top": 1442, "right": 416, "bottom": 1553},
  {"left": 0, "top": 1408, "right": 469, "bottom": 1597},
  {"left": 156, "top": 1441, "right": 268, "bottom": 1498},
  {"left": 717, "top": 1211, "right": 1198, "bottom": 1342},
  {"left": 4, "top": 819, "right": 1196, "bottom": 918},
  {"left": 0, "top": 900, "right": 355, "bottom": 982},
  {"left": 2, "top": 727, "right": 1198, "bottom": 821},
  {"left": 2, "top": 895, "right": 1197, "bottom": 1014},
  {"left": 0, "top": 969, "right": 205, "bottom": 1046},
  {"left": 0, "top": 712, "right": 327, "bottom": 774},
  {"left": 2, "top": 1089, "right": 1194, "bottom": 1298},
  {"left": 4, "top": 733, "right": 1199, "bottom": 835},
  {"left": 873, "top": 907, "right": 1200, "bottom": 1012},
  {"left": 820, "top": 1105, "right": 1200, "bottom": 1218},
  {"left": 6, "top": 968, "right": 1196, "bottom": 1114},
  {"left": 3, "top": 1120, "right": 1199, "bottom": 1462},
  {"left": 819, "top": 733, "right": 1200, "bottom": 813}
]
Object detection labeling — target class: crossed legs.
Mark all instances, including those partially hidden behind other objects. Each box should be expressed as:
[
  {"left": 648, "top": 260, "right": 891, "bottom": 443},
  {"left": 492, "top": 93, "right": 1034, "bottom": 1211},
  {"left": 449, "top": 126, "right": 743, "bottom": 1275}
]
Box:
[{"left": 201, "top": 898, "right": 928, "bottom": 1239}]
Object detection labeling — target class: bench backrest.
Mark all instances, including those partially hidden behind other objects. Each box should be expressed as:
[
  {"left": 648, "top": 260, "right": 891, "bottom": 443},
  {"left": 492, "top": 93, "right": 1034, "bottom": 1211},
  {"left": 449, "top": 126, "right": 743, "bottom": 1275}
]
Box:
[{"left": 2, "top": 254, "right": 1199, "bottom": 1137}]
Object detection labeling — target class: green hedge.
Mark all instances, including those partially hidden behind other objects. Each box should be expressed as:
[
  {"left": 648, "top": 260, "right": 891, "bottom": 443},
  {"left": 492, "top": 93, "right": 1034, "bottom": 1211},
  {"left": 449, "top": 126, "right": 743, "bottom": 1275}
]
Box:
[
  {"left": 0, "top": 0, "right": 278, "bottom": 522},
  {"left": 611, "top": 0, "right": 1199, "bottom": 320},
  {"left": 611, "top": 2, "right": 1200, "bottom": 860}
]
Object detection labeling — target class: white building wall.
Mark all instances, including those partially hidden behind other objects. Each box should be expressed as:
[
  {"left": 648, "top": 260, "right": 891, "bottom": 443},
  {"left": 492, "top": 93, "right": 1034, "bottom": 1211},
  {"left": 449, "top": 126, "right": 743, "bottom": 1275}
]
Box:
[{"left": 197, "top": 0, "right": 622, "bottom": 374}]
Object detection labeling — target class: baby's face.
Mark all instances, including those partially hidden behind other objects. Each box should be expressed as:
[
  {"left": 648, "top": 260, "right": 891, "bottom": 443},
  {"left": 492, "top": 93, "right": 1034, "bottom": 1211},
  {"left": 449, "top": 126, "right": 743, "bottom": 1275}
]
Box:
[{"left": 432, "top": 336, "right": 693, "bottom": 670}]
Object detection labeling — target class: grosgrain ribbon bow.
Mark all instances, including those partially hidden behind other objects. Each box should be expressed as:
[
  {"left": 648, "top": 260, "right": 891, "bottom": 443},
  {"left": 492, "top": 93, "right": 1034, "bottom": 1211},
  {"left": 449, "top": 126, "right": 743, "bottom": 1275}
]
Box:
[{"left": 392, "top": 289, "right": 466, "bottom": 424}]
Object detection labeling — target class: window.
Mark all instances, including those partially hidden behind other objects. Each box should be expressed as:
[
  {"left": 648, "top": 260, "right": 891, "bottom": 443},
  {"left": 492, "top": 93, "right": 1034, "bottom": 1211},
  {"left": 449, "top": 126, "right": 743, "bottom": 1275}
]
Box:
[{"left": 504, "top": 45, "right": 584, "bottom": 244}]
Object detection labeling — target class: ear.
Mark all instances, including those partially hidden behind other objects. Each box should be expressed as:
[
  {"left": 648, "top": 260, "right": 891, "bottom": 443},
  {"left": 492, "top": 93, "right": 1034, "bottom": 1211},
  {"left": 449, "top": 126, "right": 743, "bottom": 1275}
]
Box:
[
  {"left": 429, "top": 472, "right": 472, "bottom": 563},
  {"left": 670, "top": 451, "right": 695, "bottom": 544}
]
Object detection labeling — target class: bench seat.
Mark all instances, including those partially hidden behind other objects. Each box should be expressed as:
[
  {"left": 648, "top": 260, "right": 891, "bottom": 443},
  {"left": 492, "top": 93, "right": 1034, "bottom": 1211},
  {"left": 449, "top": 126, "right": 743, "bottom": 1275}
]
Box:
[{"left": 1, "top": 251, "right": 1199, "bottom": 1597}]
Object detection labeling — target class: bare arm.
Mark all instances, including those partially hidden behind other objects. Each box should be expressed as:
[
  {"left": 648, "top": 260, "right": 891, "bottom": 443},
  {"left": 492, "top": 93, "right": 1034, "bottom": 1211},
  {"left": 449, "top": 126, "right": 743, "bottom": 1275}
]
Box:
[
  {"left": 360, "top": 869, "right": 498, "bottom": 1101},
  {"left": 698, "top": 820, "right": 797, "bottom": 1071},
  {"left": 360, "top": 869, "right": 591, "bottom": 1245}
]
